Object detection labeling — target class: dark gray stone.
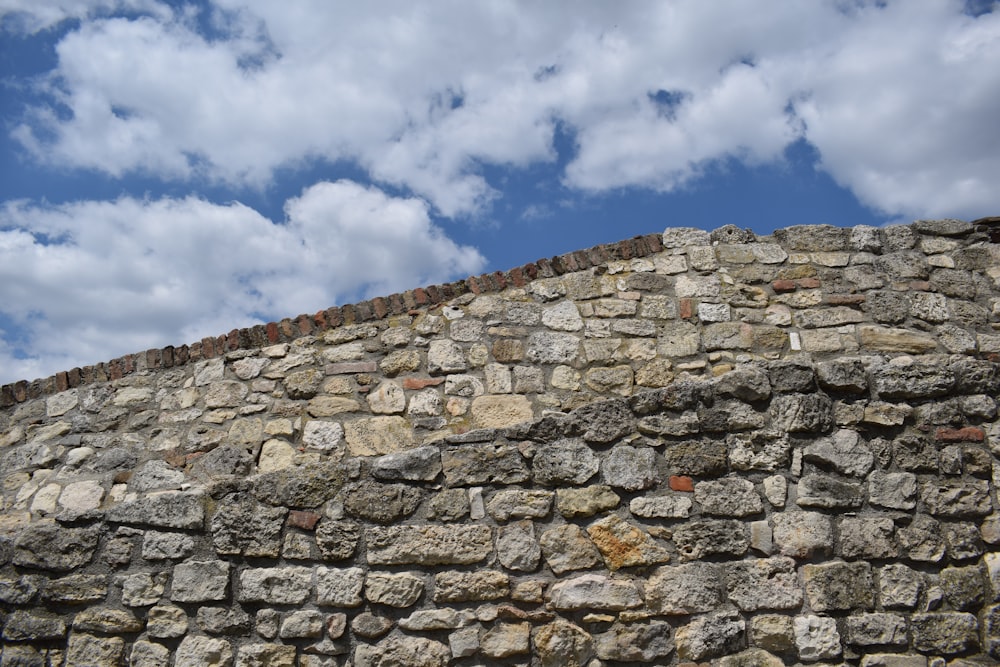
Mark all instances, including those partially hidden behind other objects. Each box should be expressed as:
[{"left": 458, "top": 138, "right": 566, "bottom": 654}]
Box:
[
  {"left": 571, "top": 398, "right": 634, "bottom": 444},
  {"left": 865, "top": 290, "right": 911, "bottom": 324},
  {"left": 768, "top": 360, "right": 816, "bottom": 393},
  {"left": 873, "top": 364, "right": 956, "bottom": 399},
  {"left": 816, "top": 358, "right": 868, "bottom": 393},
  {"left": 770, "top": 393, "right": 833, "bottom": 433},
  {"left": 594, "top": 622, "right": 675, "bottom": 662},
  {"left": 190, "top": 444, "right": 253, "bottom": 478},
  {"left": 911, "top": 612, "right": 979, "bottom": 654},
  {"left": 714, "top": 366, "right": 771, "bottom": 402},
  {"left": 897, "top": 514, "right": 947, "bottom": 562},
  {"left": 342, "top": 481, "right": 421, "bottom": 524},
  {"left": 315, "top": 520, "right": 360, "bottom": 561},
  {"left": 940, "top": 565, "right": 985, "bottom": 611},
  {"left": 211, "top": 493, "right": 287, "bottom": 557},
  {"left": 672, "top": 519, "right": 748, "bottom": 561},
  {"left": 726, "top": 557, "right": 803, "bottom": 611},
  {"left": 772, "top": 225, "right": 849, "bottom": 251},
  {"left": 2, "top": 611, "right": 67, "bottom": 641},
  {"left": 532, "top": 439, "right": 599, "bottom": 486},
  {"left": 875, "top": 251, "right": 930, "bottom": 280},
  {"left": 196, "top": 607, "right": 251, "bottom": 635},
  {"left": 676, "top": 612, "right": 746, "bottom": 662},
  {"left": 371, "top": 446, "right": 441, "bottom": 481},
  {"left": 106, "top": 491, "right": 205, "bottom": 529},
  {"left": 441, "top": 443, "right": 529, "bottom": 486},
  {"left": 796, "top": 474, "right": 865, "bottom": 509},
  {"left": 664, "top": 439, "right": 728, "bottom": 476},
  {"left": 250, "top": 462, "right": 345, "bottom": 508},
  {"left": 803, "top": 561, "right": 875, "bottom": 611},
  {"left": 13, "top": 523, "right": 100, "bottom": 572},
  {"left": 920, "top": 479, "right": 992, "bottom": 518}
]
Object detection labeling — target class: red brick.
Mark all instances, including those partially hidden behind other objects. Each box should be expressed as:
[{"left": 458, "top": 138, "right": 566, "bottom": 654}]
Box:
[
  {"left": 326, "top": 307, "right": 343, "bottom": 328},
  {"left": 56, "top": 371, "right": 69, "bottom": 392},
  {"left": 402, "top": 377, "right": 446, "bottom": 390},
  {"left": 354, "top": 301, "right": 373, "bottom": 322},
  {"left": 492, "top": 271, "right": 507, "bottom": 290},
  {"left": 67, "top": 368, "right": 82, "bottom": 388},
  {"left": 340, "top": 304, "right": 356, "bottom": 324},
  {"left": 679, "top": 298, "right": 694, "bottom": 320},
  {"left": 388, "top": 293, "right": 406, "bottom": 315},
  {"left": 413, "top": 287, "right": 429, "bottom": 305},
  {"left": 467, "top": 276, "right": 483, "bottom": 294},
  {"left": 669, "top": 475, "right": 694, "bottom": 492},
  {"left": 909, "top": 280, "right": 932, "bottom": 291},
  {"left": 296, "top": 315, "right": 313, "bottom": 335},
  {"left": 109, "top": 358, "right": 123, "bottom": 381},
  {"left": 265, "top": 322, "right": 280, "bottom": 343},
  {"left": 796, "top": 277, "right": 821, "bottom": 289},
  {"left": 508, "top": 267, "right": 527, "bottom": 288},
  {"left": 287, "top": 510, "right": 321, "bottom": 530},
  {"left": 935, "top": 426, "right": 986, "bottom": 442},
  {"left": 644, "top": 233, "right": 664, "bottom": 253},
  {"left": 313, "top": 310, "right": 328, "bottom": 330},
  {"left": 772, "top": 279, "right": 797, "bottom": 293}
]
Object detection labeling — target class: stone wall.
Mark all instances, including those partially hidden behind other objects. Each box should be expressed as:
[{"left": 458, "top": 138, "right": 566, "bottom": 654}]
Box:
[{"left": 1, "top": 219, "right": 1000, "bottom": 666}]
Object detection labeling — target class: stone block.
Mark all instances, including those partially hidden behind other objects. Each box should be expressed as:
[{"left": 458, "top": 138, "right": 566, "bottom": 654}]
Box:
[
  {"left": 646, "top": 563, "right": 724, "bottom": 614},
  {"left": 803, "top": 561, "right": 875, "bottom": 611},
  {"left": 366, "top": 525, "right": 492, "bottom": 565}
]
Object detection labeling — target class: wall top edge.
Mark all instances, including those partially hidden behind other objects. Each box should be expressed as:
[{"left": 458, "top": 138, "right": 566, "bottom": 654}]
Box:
[{"left": 2, "top": 217, "right": 998, "bottom": 407}]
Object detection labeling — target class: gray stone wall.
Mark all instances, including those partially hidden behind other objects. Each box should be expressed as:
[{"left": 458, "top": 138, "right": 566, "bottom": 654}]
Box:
[{"left": 1, "top": 220, "right": 999, "bottom": 666}]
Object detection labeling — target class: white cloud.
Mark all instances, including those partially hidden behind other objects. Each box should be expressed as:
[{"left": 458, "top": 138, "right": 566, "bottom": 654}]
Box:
[
  {"left": 9, "top": 1, "right": 1000, "bottom": 219},
  {"left": 0, "top": 181, "right": 484, "bottom": 384}
]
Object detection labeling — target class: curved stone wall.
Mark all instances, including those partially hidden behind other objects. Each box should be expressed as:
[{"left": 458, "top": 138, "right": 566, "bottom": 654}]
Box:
[{"left": 1, "top": 220, "right": 999, "bottom": 666}]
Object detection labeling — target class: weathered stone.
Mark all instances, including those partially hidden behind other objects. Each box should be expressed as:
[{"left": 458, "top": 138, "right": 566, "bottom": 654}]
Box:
[
  {"left": 843, "top": 612, "right": 908, "bottom": 646},
  {"left": 366, "top": 525, "right": 492, "bottom": 565},
  {"left": 131, "top": 640, "right": 171, "bottom": 667},
  {"left": 470, "top": 394, "right": 533, "bottom": 428},
  {"left": 237, "top": 567, "right": 312, "bottom": 604},
  {"left": 350, "top": 611, "right": 392, "bottom": 639},
  {"left": 594, "top": 621, "right": 675, "bottom": 662},
  {"left": 860, "top": 325, "right": 937, "bottom": 354},
  {"left": 441, "top": 443, "right": 529, "bottom": 485},
  {"left": 371, "top": 446, "right": 441, "bottom": 481},
  {"left": 120, "top": 571, "right": 168, "bottom": 606},
  {"left": 601, "top": 445, "right": 659, "bottom": 491},
  {"left": 353, "top": 636, "right": 449, "bottom": 667},
  {"left": 803, "top": 428, "right": 873, "bottom": 477},
  {"left": 587, "top": 514, "right": 670, "bottom": 569},
  {"left": 749, "top": 614, "right": 795, "bottom": 654},
  {"left": 315, "top": 520, "right": 360, "bottom": 560},
  {"left": 793, "top": 615, "right": 841, "bottom": 661},
  {"left": 911, "top": 612, "right": 979, "bottom": 654},
  {"left": 840, "top": 516, "right": 898, "bottom": 559},
  {"left": 433, "top": 570, "right": 509, "bottom": 602},
  {"left": 106, "top": 491, "right": 205, "bottom": 529},
  {"left": 65, "top": 633, "right": 125, "bottom": 666},
  {"left": 147, "top": 604, "right": 188, "bottom": 638},
  {"left": 481, "top": 622, "right": 531, "bottom": 658},
  {"left": 344, "top": 416, "right": 414, "bottom": 456},
  {"left": 772, "top": 512, "right": 833, "bottom": 559},
  {"left": 39, "top": 573, "right": 107, "bottom": 604},
  {"left": 816, "top": 358, "right": 868, "bottom": 393},
  {"left": 365, "top": 572, "right": 425, "bottom": 607},
  {"left": 487, "top": 489, "right": 552, "bottom": 521},
  {"left": 796, "top": 473, "right": 865, "bottom": 509},
  {"left": 897, "top": 514, "right": 947, "bottom": 562},
  {"left": 647, "top": 562, "right": 724, "bottom": 614},
  {"left": 920, "top": 478, "right": 992, "bottom": 517},
  {"left": 526, "top": 331, "right": 580, "bottom": 364},
  {"left": 672, "top": 518, "right": 748, "bottom": 561},
  {"left": 869, "top": 471, "right": 918, "bottom": 510},
  {"left": 2, "top": 610, "right": 67, "bottom": 640},
  {"left": 726, "top": 557, "right": 803, "bottom": 611},
  {"left": 803, "top": 561, "right": 875, "bottom": 611},
  {"left": 196, "top": 607, "right": 252, "bottom": 635},
  {"left": 171, "top": 560, "right": 230, "bottom": 603},
  {"left": 174, "top": 635, "right": 233, "bottom": 667},
  {"left": 306, "top": 396, "right": 360, "bottom": 417},
  {"left": 548, "top": 574, "right": 642, "bottom": 610},
  {"left": 13, "top": 522, "right": 100, "bottom": 572},
  {"left": 532, "top": 438, "right": 599, "bottom": 486},
  {"left": 342, "top": 481, "right": 421, "bottom": 524},
  {"left": 427, "top": 340, "right": 467, "bottom": 374},
  {"left": 629, "top": 494, "right": 692, "bottom": 519},
  {"left": 728, "top": 430, "right": 791, "bottom": 472},
  {"left": 315, "top": 567, "right": 364, "bottom": 607},
  {"left": 534, "top": 620, "right": 594, "bottom": 667},
  {"left": 212, "top": 493, "right": 287, "bottom": 557},
  {"left": 399, "top": 608, "right": 472, "bottom": 632},
  {"left": 694, "top": 477, "right": 762, "bottom": 517},
  {"left": 664, "top": 439, "right": 728, "bottom": 476},
  {"left": 770, "top": 392, "right": 833, "bottom": 433},
  {"left": 539, "top": 524, "right": 602, "bottom": 574},
  {"left": 940, "top": 564, "right": 985, "bottom": 610},
  {"left": 675, "top": 612, "right": 745, "bottom": 662}
]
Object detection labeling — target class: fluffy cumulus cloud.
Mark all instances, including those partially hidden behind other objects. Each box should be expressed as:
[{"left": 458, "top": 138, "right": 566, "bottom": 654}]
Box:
[
  {"left": 0, "top": 181, "right": 484, "bottom": 383},
  {"left": 5, "top": 0, "right": 998, "bottom": 219}
]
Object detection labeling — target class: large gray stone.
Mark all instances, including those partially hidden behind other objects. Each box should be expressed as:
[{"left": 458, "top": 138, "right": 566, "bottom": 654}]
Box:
[
  {"left": 532, "top": 438, "right": 599, "bottom": 486},
  {"left": 366, "top": 525, "right": 492, "bottom": 565},
  {"left": 772, "top": 512, "right": 833, "bottom": 559},
  {"left": 354, "top": 636, "right": 450, "bottom": 667},
  {"left": 342, "top": 481, "right": 422, "bottom": 524},
  {"left": 106, "top": 491, "right": 205, "bottom": 529},
  {"left": 601, "top": 445, "right": 659, "bottom": 491},
  {"left": 548, "top": 574, "right": 642, "bottom": 611},
  {"left": 371, "top": 446, "right": 441, "bottom": 481},
  {"left": 803, "top": 561, "right": 875, "bottom": 611},
  {"left": 539, "top": 525, "right": 602, "bottom": 574},
  {"left": 911, "top": 612, "right": 979, "bottom": 654},
  {"left": 647, "top": 563, "right": 724, "bottom": 614},
  {"left": 237, "top": 567, "right": 312, "bottom": 605},
  {"left": 534, "top": 620, "right": 594, "bottom": 667},
  {"left": 594, "top": 622, "right": 675, "bottom": 662},
  {"left": 672, "top": 518, "right": 748, "bottom": 561},
  {"left": 211, "top": 493, "right": 287, "bottom": 557},
  {"left": 675, "top": 612, "right": 745, "bottom": 662},
  {"left": 803, "top": 429, "right": 873, "bottom": 477},
  {"left": 171, "top": 560, "right": 230, "bottom": 603},
  {"left": 726, "top": 557, "right": 803, "bottom": 611},
  {"left": 496, "top": 520, "right": 541, "bottom": 571},
  {"left": 441, "top": 443, "right": 529, "bottom": 486},
  {"left": 13, "top": 522, "right": 100, "bottom": 572},
  {"left": 694, "top": 477, "right": 762, "bottom": 517},
  {"left": 365, "top": 572, "right": 425, "bottom": 607},
  {"left": 796, "top": 473, "right": 865, "bottom": 509}
]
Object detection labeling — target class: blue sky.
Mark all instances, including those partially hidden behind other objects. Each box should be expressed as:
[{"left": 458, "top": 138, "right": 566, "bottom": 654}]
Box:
[{"left": 0, "top": 0, "right": 998, "bottom": 385}]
